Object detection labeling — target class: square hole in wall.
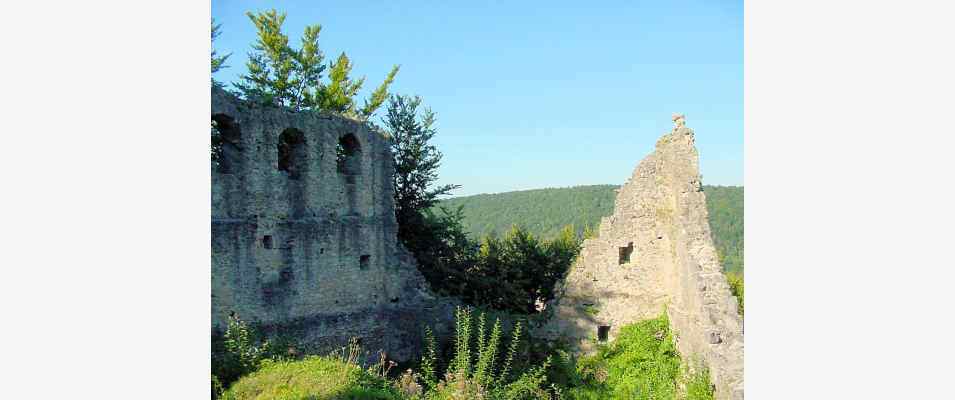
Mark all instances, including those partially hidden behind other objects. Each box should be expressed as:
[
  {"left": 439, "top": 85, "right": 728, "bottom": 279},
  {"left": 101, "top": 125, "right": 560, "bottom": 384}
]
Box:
[
  {"left": 263, "top": 235, "right": 273, "bottom": 249},
  {"left": 359, "top": 255, "right": 370, "bottom": 269},
  {"left": 618, "top": 242, "right": 633, "bottom": 264},
  {"left": 598, "top": 325, "right": 611, "bottom": 342}
]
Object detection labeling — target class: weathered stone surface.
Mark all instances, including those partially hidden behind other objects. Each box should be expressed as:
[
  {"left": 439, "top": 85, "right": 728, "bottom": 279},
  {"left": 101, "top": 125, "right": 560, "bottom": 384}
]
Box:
[
  {"left": 211, "top": 88, "right": 454, "bottom": 361},
  {"left": 538, "top": 117, "right": 744, "bottom": 399}
]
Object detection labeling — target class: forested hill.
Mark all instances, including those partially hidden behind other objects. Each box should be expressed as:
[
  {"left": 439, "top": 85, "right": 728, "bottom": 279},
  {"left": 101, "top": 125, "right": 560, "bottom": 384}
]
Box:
[{"left": 437, "top": 185, "right": 744, "bottom": 272}]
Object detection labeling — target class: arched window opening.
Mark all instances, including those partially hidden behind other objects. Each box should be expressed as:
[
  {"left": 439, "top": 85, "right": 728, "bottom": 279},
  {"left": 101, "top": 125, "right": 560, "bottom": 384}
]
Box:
[
  {"left": 212, "top": 114, "right": 241, "bottom": 174},
  {"left": 336, "top": 134, "right": 362, "bottom": 181},
  {"left": 278, "top": 128, "right": 307, "bottom": 179}
]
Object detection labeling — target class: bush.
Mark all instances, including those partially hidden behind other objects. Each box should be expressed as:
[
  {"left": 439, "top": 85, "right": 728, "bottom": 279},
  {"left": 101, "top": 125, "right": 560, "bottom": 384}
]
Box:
[
  {"left": 420, "top": 307, "right": 555, "bottom": 400},
  {"left": 212, "top": 314, "right": 271, "bottom": 390},
  {"left": 410, "top": 216, "right": 582, "bottom": 315},
  {"left": 564, "top": 314, "right": 714, "bottom": 400}
]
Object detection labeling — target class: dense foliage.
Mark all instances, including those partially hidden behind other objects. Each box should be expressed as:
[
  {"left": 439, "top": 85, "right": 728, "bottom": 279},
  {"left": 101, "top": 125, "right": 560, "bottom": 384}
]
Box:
[
  {"left": 212, "top": 314, "right": 272, "bottom": 390},
  {"left": 382, "top": 95, "right": 579, "bottom": 314},
  {"left": 558, "top": 314, "right": 714, "bottom": 400},
  {"left": 438, "top": 185, "right": 617, "bottom": 240},
  {"left": 406, "top": 207, "right": 582, "bottom": 314},
  {"left": 438, "top": 185, "right": 744, "bottom": 273},
  {"left": 419, "top": 307, "right": 555, "bottom": 399},
  {"left": 701, "top": 186, "right": 744, "bottom": 273}
]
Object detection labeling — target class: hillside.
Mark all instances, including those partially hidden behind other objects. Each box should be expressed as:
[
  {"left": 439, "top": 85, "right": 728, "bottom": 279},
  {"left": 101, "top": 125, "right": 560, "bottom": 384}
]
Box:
[{"left": 437, "top": 185, "right": 744, "bottom": 272}]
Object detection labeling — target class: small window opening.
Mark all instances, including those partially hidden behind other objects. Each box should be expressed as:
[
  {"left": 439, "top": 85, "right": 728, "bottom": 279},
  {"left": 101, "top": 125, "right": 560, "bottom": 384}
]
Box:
[
  {"left": 336, "top": 134, "right": 362, "bottom": 176},
  {"left": 263, "top": 235, "right": 273, "bottom": 249},
  {"left": 320, "top": 248, "right": 325, "bottom": 254},
  {"left": 618, "top": 242, "right": 634, "bottom": 265},
  {"left": 278, "top": 128, "right": 307, "bottom": 179},
  {"left": 359, "top": 254, "right": 370, "bottom": 269},
  {"left": 598, "top": 325, "right": 611, "bottom": 342}
]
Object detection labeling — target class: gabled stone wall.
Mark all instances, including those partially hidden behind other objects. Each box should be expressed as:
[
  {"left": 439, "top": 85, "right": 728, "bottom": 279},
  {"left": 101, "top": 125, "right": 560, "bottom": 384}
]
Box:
[
  {"left": 211, "top": 88, "right": 453, "bottom": 361},
  {"left": 539, "top": 118, "right": 744, "bottom": 399}
]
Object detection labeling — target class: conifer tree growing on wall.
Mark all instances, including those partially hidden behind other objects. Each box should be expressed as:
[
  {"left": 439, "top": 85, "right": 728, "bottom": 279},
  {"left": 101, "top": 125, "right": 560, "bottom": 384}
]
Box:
[
  {"left": 211, "top": 19, "right": 231, "bottom": 79},
  {"left": 232, "top": 9, "right": 399, "bottom": 119}
]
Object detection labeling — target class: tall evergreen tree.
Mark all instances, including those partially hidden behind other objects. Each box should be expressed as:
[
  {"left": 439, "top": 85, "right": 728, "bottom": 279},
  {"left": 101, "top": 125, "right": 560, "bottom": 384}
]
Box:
[{"left": 384, "top": 94, "right": 460, "bottom": 241}]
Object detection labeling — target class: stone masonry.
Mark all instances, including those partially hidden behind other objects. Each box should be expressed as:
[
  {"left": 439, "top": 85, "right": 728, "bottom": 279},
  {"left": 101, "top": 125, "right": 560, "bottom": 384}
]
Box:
[
  {"left": 539, "top": 116, "right": 744, "bottom": 399},
  {"left": 211, "top": 87, "right": 452, "bottom": 361}
]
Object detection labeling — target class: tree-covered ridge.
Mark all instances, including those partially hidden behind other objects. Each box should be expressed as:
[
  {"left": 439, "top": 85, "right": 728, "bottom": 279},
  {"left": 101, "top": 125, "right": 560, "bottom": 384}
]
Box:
[
  {"left": 438, "top": 185, "right": 618, "bottom": 240},
  {"left": 437, "top": 185, "right": 743, "bottom": 272}
]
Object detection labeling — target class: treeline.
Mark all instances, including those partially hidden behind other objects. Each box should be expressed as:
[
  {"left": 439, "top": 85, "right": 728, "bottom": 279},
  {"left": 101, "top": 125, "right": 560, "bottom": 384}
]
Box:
[
  {"left": 438, "top": 185, "right": 744, "bottom": 273},
  {"left": 405, "top": 206, "right": 582, "bottom": 314}
]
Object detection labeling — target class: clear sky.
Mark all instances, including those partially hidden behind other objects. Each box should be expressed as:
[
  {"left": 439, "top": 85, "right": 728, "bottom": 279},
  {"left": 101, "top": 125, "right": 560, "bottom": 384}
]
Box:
[{"left": 212, "top": 1, "right": 742, "bottom": 196}]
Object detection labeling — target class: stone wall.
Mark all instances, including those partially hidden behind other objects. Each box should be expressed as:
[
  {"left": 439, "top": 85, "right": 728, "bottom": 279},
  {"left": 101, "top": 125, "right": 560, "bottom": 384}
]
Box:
[
  {"left": 539, "top": 118, "right": 744, "bottom": 399},
  {"left": 211, "top": 88, "right": 454, "bottom": 361}
]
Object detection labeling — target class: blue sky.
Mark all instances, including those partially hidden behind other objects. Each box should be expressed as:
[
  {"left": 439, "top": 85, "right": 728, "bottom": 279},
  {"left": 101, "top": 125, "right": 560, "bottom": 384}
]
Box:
[{"left": 212, "top": 1, "right": 742, "bottom": 196}]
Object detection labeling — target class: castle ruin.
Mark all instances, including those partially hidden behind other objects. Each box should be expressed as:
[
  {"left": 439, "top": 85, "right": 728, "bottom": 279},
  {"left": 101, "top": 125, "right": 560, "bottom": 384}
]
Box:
[
  {"left": 540, "top": 116, "right": 744, "bottom": 399},
  {"left": 211, "top": 87, "right": 742, "bottom": 396},
  {"left": 211, "top": 87, "right": 451, "bottom": 361}
]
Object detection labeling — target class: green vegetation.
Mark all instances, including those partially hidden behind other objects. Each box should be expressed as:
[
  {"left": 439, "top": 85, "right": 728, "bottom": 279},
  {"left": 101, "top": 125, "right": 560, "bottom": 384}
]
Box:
[
  {"left": 408, "top": 216, "right": 582, "bottom": 314},
  {"left": 230, "top": 9, "right": 399, "bottom": 119},
  {"left": 419, "top": 307, "right": 555, "bottom": 399},
  {"left": 212, "top": 9, "right": 736, "bottom": 399},
  {"left": 438, "top": 185, "right": 743, "bottom": 273},
  {"left": 211, "top": 19, "right": 231, "bottom": 80},
  {"left": 221, "top": 355, "right": 403, "bottom": 400},
  {"left": 217, "top": 308, "right": 556, "bottom": 400},
  {"left": 560, "top": 314, "right": 714, "bottom": 400},
  {"left": 215, "top": 312, "right": 715, "bottom": 400},
  {"left": 212, "top": 314, "right": 272, "bottom": 390},
  {"left": 725, "top": 272, "right": 744, "bottom": 316},
  {"left": 438, "top": 185, "right": 617, "bottom": 241},
  {"left": 703, "top": 186, "right": 744, "bottom": 274}
]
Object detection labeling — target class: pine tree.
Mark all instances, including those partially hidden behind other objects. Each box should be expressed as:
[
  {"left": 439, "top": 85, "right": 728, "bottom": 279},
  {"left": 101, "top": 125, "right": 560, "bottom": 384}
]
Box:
[
  {"left": 234, "top": 9, "right": 313, "bottom": 108},
  {"left": 385, "top": 94, "right": 460, "bottom": 238},
  {"left": 211, "top": 19, "right": 231, "bottom": 81},
  {"left": 316, "top": 52, "right": 364, "bottom": 114},
  {"left": 232, "top": 9, "right": 397, "bottom": 118}
]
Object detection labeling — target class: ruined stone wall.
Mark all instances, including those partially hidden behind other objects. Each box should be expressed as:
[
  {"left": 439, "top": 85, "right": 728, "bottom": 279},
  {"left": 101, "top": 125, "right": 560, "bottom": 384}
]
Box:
[
  {"left": 211, "top": 88, "right": 453, "bottom": 361},
  {"left": 539, "top": 119, "right": 744, "bottom": 399}
]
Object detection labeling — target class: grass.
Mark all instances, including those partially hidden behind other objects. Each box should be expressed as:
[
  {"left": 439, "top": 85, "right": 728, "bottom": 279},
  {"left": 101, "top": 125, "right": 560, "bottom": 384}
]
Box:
[
  {"left": 221, "top": 356, "right": 403, "bottom": 400},
  {"left": 216, "top": 310, "right": 716, "bottom": 400}
]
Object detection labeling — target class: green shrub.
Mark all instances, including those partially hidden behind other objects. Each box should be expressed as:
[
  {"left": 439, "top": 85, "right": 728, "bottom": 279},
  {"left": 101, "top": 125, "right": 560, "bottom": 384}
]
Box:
[
  {"left": 564, "top": 314, "right": 714, "bottom": 400},
  {"left": 725, "top": 272, "right": 744, "bottom": 316},
  {"left": 212, "top": 374, "right": 224, "bottom": 399},
  {"left": 212, "top": 314, "right": 271, "bottom": 389},
  {"left": 422, "top": 307, "right": 555, "bottom": 400}
]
